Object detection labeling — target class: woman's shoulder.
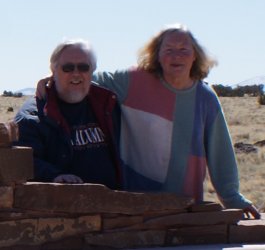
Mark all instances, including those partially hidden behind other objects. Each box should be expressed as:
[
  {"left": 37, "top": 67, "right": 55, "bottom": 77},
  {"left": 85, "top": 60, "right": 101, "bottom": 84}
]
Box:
[
  {"left": 197, "top": 81, "right": 221, "bottom": 106},
  {"left": 198, "top": 81, "right": 219, "bottom": 97}
]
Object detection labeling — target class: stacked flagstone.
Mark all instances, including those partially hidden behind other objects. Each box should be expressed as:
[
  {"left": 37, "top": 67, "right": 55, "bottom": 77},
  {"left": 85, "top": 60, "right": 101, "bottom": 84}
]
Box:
[
  {"left": 0, "top": 183, "right": 264, "bottom": 249},
  {"left": 0, "top": 122, "right": 33, "bottom": 186},
  {"left": 0, "top": 123, "right": 265, "bottom": 249}
]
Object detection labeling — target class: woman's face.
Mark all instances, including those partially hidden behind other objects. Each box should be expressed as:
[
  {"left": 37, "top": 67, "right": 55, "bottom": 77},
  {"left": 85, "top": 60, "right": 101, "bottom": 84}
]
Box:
[{"left": 158, "top": 31, "right": 196, "bottom": 82}]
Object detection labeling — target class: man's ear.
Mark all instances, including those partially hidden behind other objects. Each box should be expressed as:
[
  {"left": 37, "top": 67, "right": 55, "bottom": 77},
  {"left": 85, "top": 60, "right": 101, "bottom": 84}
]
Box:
[
  {"left": 36, "top": 76, "right": 53, "bottom": 99},
  {"left": 47, "top": 75, "right": 55, "bottom": 88}
]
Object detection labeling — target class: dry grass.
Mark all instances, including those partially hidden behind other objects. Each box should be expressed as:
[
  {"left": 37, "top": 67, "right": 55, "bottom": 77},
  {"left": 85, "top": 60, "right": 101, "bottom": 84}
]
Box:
[
  {"left": 1, "top": 95, "right": 265, "bottom": 210},
  {"left": 204, "top": 96, "right": 265, "bottom": 211},
  {"left": 0, "top": 96, "right": 31, "bottom": 123}
]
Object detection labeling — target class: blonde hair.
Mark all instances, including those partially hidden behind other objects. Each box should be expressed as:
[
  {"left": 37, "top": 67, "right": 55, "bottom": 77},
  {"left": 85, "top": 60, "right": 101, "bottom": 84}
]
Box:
[{"left": 137, "top": 23, "right": 217, "bottom": 80}]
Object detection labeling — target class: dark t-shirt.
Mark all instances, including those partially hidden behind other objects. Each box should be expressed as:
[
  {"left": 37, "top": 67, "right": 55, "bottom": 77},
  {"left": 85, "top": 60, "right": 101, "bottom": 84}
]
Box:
[{"left": 58, "top": 98, "right": 118, "bottom": 189}]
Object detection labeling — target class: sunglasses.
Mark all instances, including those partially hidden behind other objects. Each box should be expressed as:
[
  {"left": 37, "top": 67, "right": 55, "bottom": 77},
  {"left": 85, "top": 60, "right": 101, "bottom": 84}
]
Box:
[{"left": 61, "top": 63, "right": 90, "bottom": 73}]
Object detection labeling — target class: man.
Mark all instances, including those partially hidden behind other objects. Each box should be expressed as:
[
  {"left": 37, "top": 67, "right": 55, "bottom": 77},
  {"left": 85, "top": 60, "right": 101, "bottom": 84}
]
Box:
[{"left": 15, "top": 39, "right": 121, "bottom": 189}]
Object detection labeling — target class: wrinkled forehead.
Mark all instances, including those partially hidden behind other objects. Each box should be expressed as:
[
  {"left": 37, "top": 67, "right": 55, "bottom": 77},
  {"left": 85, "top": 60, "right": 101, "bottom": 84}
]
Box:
[{"left": 58, "top": 46, "right": 91, "bottom": 64}]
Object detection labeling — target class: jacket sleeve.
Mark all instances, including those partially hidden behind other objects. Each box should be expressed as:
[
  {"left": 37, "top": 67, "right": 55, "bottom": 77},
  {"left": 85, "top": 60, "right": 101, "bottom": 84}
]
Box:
[
  {"left": 204, "top": 101, "right": 252, "bottom": 209},
  {"left": 14, "top": 99, "right": 64, "bottom": 182}
]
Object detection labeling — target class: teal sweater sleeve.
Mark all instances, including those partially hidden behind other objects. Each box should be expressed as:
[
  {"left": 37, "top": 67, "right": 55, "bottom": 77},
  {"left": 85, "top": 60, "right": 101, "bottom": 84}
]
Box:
[
  {"left": 206, "top": 108, "right": 252, "bottom": 209},
  {"left": 93, "top": 70, "right": 130, "bottom": 103}
]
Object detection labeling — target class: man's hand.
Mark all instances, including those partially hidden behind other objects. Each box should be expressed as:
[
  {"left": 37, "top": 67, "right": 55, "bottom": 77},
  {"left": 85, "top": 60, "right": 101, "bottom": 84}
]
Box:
[
  {"left": 53, "top": 174, "right": 83, "bottom": 184},
  {"left": 243, "top": 204, "right": 261, "bottom": 219},
  {"left": 36, "top": 76, "right": 53, "bottom": 99}
]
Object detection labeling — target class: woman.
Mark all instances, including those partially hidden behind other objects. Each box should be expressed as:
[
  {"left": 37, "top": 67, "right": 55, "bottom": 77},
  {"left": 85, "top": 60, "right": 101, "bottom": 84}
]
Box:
[{"left": 93, "top": 23, "right": 259, "bottom": 218}]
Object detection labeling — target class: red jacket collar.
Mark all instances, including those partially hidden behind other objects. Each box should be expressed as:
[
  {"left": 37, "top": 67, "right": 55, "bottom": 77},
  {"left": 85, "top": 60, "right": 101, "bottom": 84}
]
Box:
[
  {"left": 44, "top": 85, "right": 71, "bottom": 135},
  {"left": 44, "top": 83, "right": 117, "bottom": 136}
]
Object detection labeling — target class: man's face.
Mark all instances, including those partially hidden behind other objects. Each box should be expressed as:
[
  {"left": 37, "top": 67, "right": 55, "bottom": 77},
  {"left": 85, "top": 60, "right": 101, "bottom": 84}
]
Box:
[{"left": 53, "top": 46, "right": 92, "bottom": 103}]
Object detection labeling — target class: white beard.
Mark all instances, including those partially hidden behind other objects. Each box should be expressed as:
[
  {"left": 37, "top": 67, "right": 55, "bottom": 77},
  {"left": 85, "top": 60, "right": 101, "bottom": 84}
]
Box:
[
  {"left": 55, "top": 82, "right": 90, "bottom": 103},
  {"left": 59, "top": 90, "right": 87, "bottom": 103}
]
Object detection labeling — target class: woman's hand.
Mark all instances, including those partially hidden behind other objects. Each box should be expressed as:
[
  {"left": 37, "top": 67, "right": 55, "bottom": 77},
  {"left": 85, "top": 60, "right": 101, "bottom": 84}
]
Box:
[{"left": 243, "top": 204, "right": 261, "bottom": 219}]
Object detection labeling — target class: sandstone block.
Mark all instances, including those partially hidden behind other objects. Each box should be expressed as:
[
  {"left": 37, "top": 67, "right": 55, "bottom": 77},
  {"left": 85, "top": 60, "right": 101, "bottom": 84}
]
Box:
[
  {"left": 14, "top": 183, "right": 193, "bottom": 214},
  {"left": 103, "top": 214, "right": 143, "bottom": 231},
  {"left": 40, "top": 236, "right": 83, "bottom": 250},
  {"left": 85, "top": 230, "right": 166, "bottom": 249},
  {"left": 0, "top": 122, "right": 18, "bottom": 147},
  {"left": 0, "top": 208, "right": 71, "bottom": 222},
  {"left": 188, "top": 201, "right": 223, "bottom": 212},
  {"left": 166, "top": 225, "right": 227, "bottom": 245},
  {"left": 0, "top": 209, "right": 26, "bottom": 221},
  {"left": 0, "top": 215, "right": 100, "bottom": 248},
  {"left": 0, "top": 219, "right": 37, "bottom": 247},
  {"left": 139, "top": 209, "right": 243, "bottom": 229},
  {"left": 143, "top": 208, "right": 187, "bottom": 220},
  {"left": 0, "top": 123, "right": 11, "bottom": 147},
  {"left": 36, "top": 215, "right": 101, "bottom": 242},
  {"left": 0, "top": 186, "right": 13, "bottom": 208},
  {"left": 0, "top": 146, "right": 33, "bottom": 185},
  {"left": 229, "top": 213, "right": 265, "bottom": 243}
]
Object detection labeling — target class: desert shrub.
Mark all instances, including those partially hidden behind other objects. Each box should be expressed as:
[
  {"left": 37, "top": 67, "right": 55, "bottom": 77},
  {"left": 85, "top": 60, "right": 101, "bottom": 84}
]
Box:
[
  {"left": 13, "top": 92, "right": 23, "bottom": 97},
  {"left": 258, "top": 94, "right": 265, "bottom": 105},
  {"left": 7, "top": 106, "right": 14, "bottom": 112},
  {"left": 2, "top": 90, "right": 23, "bottom": 97},
  {"left": 2, "top": 90, "right": 13, "bottom": 97},
  {"left": 212, "top": 84, "right": 233, "bottom": 96},
  {"left": 212, "top": 84, "right": 264, "bottom": 97}
]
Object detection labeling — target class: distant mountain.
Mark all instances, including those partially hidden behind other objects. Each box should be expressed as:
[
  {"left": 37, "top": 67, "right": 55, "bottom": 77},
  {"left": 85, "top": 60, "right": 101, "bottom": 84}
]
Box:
[
  {"left": 15, "top": 88, "right": 35, "bottom": 96},
  {"left": 235, "top": 75, "right": 265, "bottom": 87}
]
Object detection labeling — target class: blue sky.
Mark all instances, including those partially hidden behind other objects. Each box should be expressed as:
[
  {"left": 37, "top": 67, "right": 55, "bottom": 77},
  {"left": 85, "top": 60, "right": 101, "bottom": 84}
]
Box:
[{"left": 1, "top": 0, "right": 265, "bottom": 93}]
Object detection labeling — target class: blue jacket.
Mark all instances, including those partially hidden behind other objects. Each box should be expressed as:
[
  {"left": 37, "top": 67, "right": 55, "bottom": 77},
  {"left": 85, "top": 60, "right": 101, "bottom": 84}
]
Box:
[{"left": 15, "top": 83, "right": 122, "bottom": 188}]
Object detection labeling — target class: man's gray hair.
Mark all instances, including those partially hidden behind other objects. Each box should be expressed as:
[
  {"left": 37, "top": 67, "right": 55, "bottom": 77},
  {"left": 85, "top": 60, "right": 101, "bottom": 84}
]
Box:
[{"left": 50, "top": 39, "right": 97, "bottom": 72}]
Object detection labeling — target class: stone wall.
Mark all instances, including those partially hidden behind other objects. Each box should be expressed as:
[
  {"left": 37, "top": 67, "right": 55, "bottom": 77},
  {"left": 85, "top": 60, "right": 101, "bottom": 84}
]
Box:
[
  {"left": 0, "top": 182, "right": 265, "bottom": 249},
  {"left": 0, "top": 122, "right": 265, "bottom": 249}
]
